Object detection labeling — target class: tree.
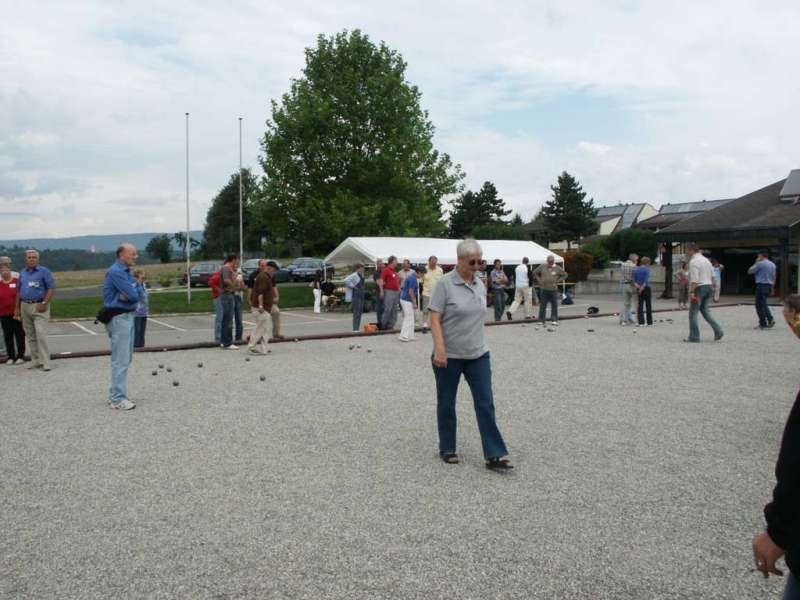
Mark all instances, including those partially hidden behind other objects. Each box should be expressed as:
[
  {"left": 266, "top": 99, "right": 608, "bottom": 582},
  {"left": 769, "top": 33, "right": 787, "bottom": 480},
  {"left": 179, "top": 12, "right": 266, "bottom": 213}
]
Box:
[
  {"left": 173, "top": 232, "right": 200, "bottom": 257},
  {"left": 201, "top": 169, "right": 260, "bottom": 259},
  {"left": 255, "top": 30, "right": 464, "bottom": 254},
  {"left": 145, "top": 235, "right": 172, "bottom": 264},
  {"left": 448, "top": 181, "right": 512, "bottom": 238},
  {"left": 540, "top": 172, "right": 598, "bottom": 249},
  {"left": 580, "top": 239, "right": 610, "bottom": 269},
  {"left": 605, "top": 228, "right": 658, "bottom": 261}
]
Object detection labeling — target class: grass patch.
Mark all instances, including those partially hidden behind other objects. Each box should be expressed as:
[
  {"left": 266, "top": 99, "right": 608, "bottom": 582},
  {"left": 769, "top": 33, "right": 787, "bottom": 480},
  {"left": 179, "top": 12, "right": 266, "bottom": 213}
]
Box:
[
  {"left": 50, "top": 285, "right": 319, "bottom": 319},
  {"left": 54, "top": 262, "right": 189, "bottom": 289}
]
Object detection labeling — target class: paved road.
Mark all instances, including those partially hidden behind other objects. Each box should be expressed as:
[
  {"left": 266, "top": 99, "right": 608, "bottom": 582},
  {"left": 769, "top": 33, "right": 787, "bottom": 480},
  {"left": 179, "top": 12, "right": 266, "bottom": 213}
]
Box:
[{"left": 1, "top": 305, "right": 792, "bottom": 598}]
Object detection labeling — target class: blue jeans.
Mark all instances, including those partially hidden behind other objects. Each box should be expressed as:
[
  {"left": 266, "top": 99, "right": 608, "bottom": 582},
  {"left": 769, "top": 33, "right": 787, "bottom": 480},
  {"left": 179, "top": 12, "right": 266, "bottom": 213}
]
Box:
[
  {"left": 220, "top": 294, "right": 234, "bottom": 347},
  {"left": 539, "top": 289, "right": 559, "bottom": 321},
  {"left": 233, "top": 294, "right": 243, "bottom": 341},
  {"left": 432, "top": 352, "right": 508, "bottom": 460},
  {"left": 106, "top": 312, "right": 134, "bottom": 404},
  {"left": 785, "top": 572, "right": 800, "bottom": 600},
  {"left": 351, "top": 290, "right": 364, "bottom": 331},
  {"left": 755, "top": 283, "right": 774, "bottom": 327},
  {"left": 688, "top": 284, "right": 723, "bottom": 341},
  {"left": 213, "top": 298, "right": 222, "bottom": 342},
  {"left": 133, "top": 316, "right": 147, "bottom": 348}
]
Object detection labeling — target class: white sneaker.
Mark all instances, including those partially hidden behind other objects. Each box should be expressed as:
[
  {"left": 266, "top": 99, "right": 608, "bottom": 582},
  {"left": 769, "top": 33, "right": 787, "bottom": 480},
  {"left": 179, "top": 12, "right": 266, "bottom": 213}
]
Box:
[
  {"left": 223, "top": 344, "right": 239, "bottom": 350},
  {"left": 25, "top": 361, "right": 40, "bottom": 370},
  {"left": 14, "top": 359, "right": 24, "bottom": 365},
  {"left": 111, "top": 399, "right": 136, "bottom": 411}
]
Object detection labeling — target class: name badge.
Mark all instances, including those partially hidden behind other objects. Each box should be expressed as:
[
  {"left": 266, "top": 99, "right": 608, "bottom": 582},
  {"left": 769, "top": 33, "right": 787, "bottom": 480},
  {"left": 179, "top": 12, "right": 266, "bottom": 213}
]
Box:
[
  {"left": 9, "top": 283, "right": 16, "bottom": 288},
  {"left": 28, "top": 281, "right": 41, "bottom": 288}
]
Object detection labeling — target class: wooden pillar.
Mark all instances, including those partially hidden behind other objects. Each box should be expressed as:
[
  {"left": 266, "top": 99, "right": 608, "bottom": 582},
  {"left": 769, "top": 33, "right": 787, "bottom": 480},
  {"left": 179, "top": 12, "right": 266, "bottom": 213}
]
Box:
[
  {"left": 780, "top": 238, "right": 790, "bottom": 298},
  {"left": 662, "top": 242, "right": 673, "bottom": 298}
]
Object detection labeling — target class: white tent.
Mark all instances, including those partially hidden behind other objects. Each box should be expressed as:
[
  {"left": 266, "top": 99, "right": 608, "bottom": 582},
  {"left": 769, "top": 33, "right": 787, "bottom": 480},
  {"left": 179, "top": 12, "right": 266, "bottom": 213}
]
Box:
[{"left": 325, "top": 237, "right": 563, "bottom": 266}]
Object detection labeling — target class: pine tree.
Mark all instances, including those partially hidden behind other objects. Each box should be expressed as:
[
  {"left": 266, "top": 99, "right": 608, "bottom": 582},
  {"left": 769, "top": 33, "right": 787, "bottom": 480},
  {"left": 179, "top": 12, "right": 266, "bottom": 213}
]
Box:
[
  {"left": 448, "top": 181, "right": 512, "bottom": 238},
  {"left": 540, "top": 172, "right": 598, "bottom": 249}
]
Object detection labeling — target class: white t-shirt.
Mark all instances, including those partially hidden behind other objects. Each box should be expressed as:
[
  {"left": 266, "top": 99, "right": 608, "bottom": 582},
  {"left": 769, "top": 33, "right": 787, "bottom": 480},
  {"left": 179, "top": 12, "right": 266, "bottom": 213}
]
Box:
[
  {"left": 689, "top": 253, "right": 714, "bottom": 286},
  {"left": 514, "top": 264, "right": 530, "bottom": 288}
]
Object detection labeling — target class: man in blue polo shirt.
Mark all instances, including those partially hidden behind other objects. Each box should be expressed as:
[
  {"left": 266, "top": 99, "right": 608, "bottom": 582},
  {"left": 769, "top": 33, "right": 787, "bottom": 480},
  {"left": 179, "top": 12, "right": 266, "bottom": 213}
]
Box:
[
  {"left": 17, "top": 249, "right": 56, "bottom": 371},
  {"left": 103, "top": 244, "right": 144, "bottom": 410},
  {"left": 748, "top": 251, "right": 777, "bottom": 329}
]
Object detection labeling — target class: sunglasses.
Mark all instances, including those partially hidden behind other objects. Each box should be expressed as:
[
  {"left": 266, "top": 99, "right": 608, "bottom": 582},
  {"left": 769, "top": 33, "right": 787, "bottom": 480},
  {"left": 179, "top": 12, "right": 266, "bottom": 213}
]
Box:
[{"left": 466, "top": 259, "right": 482, "bottom": 266}]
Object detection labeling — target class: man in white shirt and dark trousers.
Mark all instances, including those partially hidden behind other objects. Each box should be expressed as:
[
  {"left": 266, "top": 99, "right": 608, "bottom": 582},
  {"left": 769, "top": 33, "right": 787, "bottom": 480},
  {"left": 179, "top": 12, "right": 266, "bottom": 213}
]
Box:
[
  {"left": 685, "top": 243, "right": 724, "bottom": 343},
  {"left": 619, "top": 253, "right": 638, "bottom": 325},
  {"left": 506, "top": 257, "right": 536, "bottom": 320}
]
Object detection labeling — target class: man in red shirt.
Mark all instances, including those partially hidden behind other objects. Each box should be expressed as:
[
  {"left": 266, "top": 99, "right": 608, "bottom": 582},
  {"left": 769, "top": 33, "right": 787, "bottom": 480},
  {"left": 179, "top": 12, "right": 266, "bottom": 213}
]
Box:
[
  {"left": 0, "top": 261, "right": 25, "bottom": 364},
  {"left": 209, "top": 269, "right": 222, "bottom": 344},
  {"left": 380, "top": 255, "right": 401, "bottom": 330}
]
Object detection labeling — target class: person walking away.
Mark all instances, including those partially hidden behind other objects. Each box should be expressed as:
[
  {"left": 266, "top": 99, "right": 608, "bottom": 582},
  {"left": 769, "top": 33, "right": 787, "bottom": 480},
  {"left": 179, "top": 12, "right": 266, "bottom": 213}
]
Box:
[
  {"left": 711, "top": 259, "right": 724, "bottom": 302},
  {"left": 345, "top": 263, "right": 366, "bottom": 332},
  {"left": 429, "top": 239, "right": 513, "bottom": 472},
  {"left": 219, "top": 254, "right": 240, "bottom": 349},
  {"left": 490, "top": 259, "right": 509, "bottom": 322},
  {"left": 248, "top": 260, "right": 273, "bottom": 355},
  {"left": 675, "top": 261, "right": 690, "bottom": 310},
  {"left": 685, "top": 243, "right": 723, "bottom": 343},
  {"left": 398, "top": 265, "right": 419, "bottom": 342},
  {"left": 373, "top": 258, "right": 385, "bottom": 329},
  {"left": 0, "top": 261, "right": 25, "bottom": 364},
  {"left": 748, "top": 251, "right": 777, "bottom": 330},
  {"left": 133, "top": 268, "right": 149, "bottom": 348},
  {"left": 103, "top": 244, "right": 144, "bottom": 410},
  {"left": 506, "top": 257, "right": 534, "bottom": 321},
  {"left": 422, "top": 256, "right": 444, "bottom": 330},
  {"left": 209, "top": 268, "right": 223, "bottom": 344},
  {"left": 17, "top": 249, "right": 55, "bottom": 370},
  {"left": 534, "top": 255, "right": 566, "bottom": 324},
  {"left": 619, "top": 253, "right": 638, "bottom": 325},
  {"left": 311, "top": 270, "right": 323, "bottom": 314},
  {"left": 265, "top": 261, "right": 284, "bottom": 339},
  {"left": 752, "top": 294, "right": 800, "bottom": 598},
  {"left": 380, "top": 256, "right": 401, "bottom": 330},
  {"left": 634, "top": 257, "right": 653, "bottom": 326}
]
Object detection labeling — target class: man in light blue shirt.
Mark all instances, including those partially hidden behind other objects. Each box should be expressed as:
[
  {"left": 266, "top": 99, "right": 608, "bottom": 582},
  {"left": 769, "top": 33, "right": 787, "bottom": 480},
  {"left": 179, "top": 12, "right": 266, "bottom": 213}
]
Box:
[
  {"left": 748, "top": 252, "right": 776, "bottom": 329},
  {"left": 344, "top": 263, "right": 365, "bottom": 332},
  {"left": 103, "top": 244, "right": 144, "bottom": 410}
]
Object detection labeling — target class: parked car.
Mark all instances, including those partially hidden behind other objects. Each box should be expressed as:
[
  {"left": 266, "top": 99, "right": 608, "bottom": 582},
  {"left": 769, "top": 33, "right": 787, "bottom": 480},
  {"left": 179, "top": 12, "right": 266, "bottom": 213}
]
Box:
[
  {"left": 183, "top": 261, "right": 222, "bottom": 287},
  {"left": 285, "top": 258, "right": 335, "bottom": 282},
  {"left": 241, "top": 258, "right": 292, "bottom": 284}
]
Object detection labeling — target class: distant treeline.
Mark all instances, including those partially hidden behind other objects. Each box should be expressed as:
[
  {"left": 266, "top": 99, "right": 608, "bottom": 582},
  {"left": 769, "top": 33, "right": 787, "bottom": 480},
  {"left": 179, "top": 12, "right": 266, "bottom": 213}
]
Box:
[{"left": 0, "top": 245, "right": 159, "bottom": 272}]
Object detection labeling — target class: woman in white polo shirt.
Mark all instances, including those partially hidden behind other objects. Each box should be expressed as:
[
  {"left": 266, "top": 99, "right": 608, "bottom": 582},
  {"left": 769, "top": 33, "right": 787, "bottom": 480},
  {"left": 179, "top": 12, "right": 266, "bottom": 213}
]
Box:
[{"left": 428, "top": 239, "right": 512, "bottom": 472}]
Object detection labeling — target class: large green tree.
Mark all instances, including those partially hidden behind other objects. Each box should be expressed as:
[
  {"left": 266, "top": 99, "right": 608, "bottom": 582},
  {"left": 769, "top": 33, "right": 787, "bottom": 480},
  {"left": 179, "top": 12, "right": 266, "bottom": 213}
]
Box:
[
  {"left": 540, "top": 172, "right": 598, "bottom": 249},
  {"left": 448, "top": 181, "right": 512, "bottom": 238},
  {"left": 255, "top": 30, "right": 464, "bottom": 254},
  {"left": 201, "top": 169, "right": 260, "bottom": 258},
  {"left": 145, "top": 235, "right": 172, "bottom": 264}
]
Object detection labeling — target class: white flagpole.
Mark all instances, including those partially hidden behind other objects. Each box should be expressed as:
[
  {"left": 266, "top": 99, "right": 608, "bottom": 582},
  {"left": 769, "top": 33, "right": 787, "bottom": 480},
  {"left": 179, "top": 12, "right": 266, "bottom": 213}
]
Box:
[
  {"left": 185, "top": 112, "right": 191, "bottom": 303},
  {"left": 238, "top": 117, "right": 243, "bottom": 263}
]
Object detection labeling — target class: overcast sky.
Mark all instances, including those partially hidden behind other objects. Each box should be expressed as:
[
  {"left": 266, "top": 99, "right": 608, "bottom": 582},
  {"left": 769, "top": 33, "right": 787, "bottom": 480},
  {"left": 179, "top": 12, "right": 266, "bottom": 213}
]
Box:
[{"left": 2, "top": 0, "right": 799, "bottom": 239}]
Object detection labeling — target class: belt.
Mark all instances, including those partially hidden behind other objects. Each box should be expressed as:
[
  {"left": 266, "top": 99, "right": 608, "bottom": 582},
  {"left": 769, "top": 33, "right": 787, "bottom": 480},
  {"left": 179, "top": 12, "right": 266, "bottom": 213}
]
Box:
[{"left": 21, "top": 299, "right": 43, "bottom": 304}]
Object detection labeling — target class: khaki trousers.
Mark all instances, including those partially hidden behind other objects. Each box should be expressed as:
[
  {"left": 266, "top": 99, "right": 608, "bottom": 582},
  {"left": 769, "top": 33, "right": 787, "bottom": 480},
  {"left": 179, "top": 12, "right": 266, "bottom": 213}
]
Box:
[
  {"left": 508, "top": 287, "right": 535, "bottom": 318},
  {"left": 270, "top": 305, "right": 281, "bottom": 337},
  {"left": 248, "top": 309, "right": 272, "bottom": 354},
  {"left": 20, "top": 302, "right": 51, "bottom": 368}
]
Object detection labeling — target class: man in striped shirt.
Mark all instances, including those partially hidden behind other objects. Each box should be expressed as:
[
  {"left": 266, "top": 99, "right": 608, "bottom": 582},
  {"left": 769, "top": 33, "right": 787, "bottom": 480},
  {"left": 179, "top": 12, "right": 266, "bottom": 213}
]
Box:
[{"left": 619, "top": 253, "right": 638, "bottom": 325}]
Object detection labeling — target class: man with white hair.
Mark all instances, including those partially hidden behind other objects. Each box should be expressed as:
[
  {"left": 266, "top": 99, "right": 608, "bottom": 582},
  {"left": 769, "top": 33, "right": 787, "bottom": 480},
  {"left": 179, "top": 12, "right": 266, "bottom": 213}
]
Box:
[
  {"left": 619, "top": 253, "right": 638, "bottom": 326},
  {"left": 534, "top": 255, "right": 567, "bottom": 324},
  {"left": 685, "top": 243, "right": 723, "bottom": 343},
  {"left": 506, "top": 257, "right": 535, "bottom": 321},
  {"left": 17, "top": 249, "right": 56, "bottom": 371}
]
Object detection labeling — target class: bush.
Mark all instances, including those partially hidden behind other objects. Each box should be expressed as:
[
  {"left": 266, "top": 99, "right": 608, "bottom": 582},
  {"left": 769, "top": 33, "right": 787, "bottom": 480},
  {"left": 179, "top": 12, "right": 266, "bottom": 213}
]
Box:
[
  {"left": 557, "top": 251, "right": 594, "bottom": 282},
  {"left": 158, "top": 275, "right": 172, "bottom": 288},
  {"left": 605, "top": 229, "right": 657, "bottom": 261},
  {"left": 580, "top": 240, "right": 610, "bottom": 269}
]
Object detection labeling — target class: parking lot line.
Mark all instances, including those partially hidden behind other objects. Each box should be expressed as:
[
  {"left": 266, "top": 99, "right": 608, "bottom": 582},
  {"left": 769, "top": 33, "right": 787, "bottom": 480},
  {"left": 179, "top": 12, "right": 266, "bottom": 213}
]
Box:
[
  {"left": 148, "top": 317, "right": 186, "bottom": 332},
  {"left": 71, "top": 321, "right": 98, "bottom": 335}
]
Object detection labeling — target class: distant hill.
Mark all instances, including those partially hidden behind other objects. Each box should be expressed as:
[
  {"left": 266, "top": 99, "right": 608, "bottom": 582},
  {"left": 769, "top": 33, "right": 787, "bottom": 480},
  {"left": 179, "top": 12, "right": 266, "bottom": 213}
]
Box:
[{"left": 0, "top": 231, "right": 204, "bottom": 253}]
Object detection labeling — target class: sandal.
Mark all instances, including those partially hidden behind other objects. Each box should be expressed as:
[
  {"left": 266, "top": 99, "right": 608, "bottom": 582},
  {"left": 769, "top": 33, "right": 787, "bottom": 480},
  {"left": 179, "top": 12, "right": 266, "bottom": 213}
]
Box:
[
  {"left": 440, "top": 453, "right": 459, "bottom": 464},
  {"left": 486, "top": 457, "right": 513, "bottom": 472}
]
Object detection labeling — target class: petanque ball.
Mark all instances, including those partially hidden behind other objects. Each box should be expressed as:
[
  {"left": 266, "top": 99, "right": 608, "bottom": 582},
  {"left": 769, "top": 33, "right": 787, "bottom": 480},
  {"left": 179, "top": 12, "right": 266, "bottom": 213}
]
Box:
[
  {"left": 166, "top": 368, "right": 172, "bottom": 373},
  {"left": 158, "top": 364, "right": 164, "bottom": 369},
  {"left": 151, "top": 371, "right": 157, "bottom": 376},
  {"left": 587, "top": 329, "right": 595, "bottom": 333},
  {"left": 245, "top": 357, "right": 251, "bottom": 362},
  {"left": 260, "top": 375, "right": 266, "bottom": 382},
  {"left": 172, "top": 380, "right": 179, "bottom": 386}
]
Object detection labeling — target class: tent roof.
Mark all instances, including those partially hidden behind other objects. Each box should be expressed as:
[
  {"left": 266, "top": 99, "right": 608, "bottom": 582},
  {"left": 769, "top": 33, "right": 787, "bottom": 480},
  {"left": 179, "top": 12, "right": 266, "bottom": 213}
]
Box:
[{"left": 325, "top": 237, "right": 563, "bottom": 266}]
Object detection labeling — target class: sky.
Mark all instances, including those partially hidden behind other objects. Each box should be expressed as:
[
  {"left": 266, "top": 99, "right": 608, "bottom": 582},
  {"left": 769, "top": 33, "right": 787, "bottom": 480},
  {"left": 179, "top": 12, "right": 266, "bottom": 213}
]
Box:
[{"left": 2, "top": 0, "right": 799, "bottom": 239}]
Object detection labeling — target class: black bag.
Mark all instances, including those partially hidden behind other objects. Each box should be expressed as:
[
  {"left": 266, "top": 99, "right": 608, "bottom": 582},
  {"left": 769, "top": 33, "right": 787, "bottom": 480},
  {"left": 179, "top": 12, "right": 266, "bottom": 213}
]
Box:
[{"left": 95, "top": 307, "right": 127, "bottom": 325}]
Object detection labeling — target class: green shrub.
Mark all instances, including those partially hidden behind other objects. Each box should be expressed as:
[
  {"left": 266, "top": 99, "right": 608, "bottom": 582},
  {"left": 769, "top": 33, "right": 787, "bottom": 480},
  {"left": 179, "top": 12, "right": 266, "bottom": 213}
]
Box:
[
  {"left": 605, "top": 229, "right": 657, "bottom": 261},
  {"left": 580, "top": 240, "right": 610, "bottom": 269},
  {"left": 557, "top": 251, "right": 594, "bottom": 282},
  {"left": 158, "top": 275, "right": 173, "bottom": 288}
]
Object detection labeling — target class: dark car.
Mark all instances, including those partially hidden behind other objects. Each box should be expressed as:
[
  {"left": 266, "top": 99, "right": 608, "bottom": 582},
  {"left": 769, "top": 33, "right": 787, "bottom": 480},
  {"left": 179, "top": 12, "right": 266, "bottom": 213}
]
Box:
[
  {"left": 242, "top": 258, "right": 292, "bottom": 284},
  {"left": 184, "top": 261, "right": 222, "bottom": 287},
  {"left": 285, "top": 258, "right": 335, "bottom": 282}
]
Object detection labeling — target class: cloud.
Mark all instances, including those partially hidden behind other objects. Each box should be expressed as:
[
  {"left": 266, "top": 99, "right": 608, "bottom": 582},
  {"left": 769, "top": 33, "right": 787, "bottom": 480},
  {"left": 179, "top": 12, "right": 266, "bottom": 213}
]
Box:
[{"left": 0, "top": 0, "right": 798, "bottom": 237}]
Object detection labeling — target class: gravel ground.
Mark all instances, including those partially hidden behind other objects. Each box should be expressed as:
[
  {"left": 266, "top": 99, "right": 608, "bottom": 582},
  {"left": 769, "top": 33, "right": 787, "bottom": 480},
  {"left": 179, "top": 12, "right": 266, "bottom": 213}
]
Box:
[{"left": 1, "top": 305, "right": 795, "bottom": 599}]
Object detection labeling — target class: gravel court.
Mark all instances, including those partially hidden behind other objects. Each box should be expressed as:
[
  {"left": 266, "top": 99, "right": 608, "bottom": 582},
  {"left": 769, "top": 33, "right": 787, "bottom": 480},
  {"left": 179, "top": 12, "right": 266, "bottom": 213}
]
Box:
[{"left": 1, "top": 306, "right": 794, "bottom": 599}]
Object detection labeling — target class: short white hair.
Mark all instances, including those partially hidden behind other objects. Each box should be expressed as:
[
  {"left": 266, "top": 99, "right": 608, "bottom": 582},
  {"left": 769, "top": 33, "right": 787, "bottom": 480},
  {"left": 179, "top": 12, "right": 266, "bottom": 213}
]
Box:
[
  {"left": 457, "top": 239, "right": 482, "bottom": 258},
  {"left": 26, "top": 249, "right": 39, "bottom": 257}
]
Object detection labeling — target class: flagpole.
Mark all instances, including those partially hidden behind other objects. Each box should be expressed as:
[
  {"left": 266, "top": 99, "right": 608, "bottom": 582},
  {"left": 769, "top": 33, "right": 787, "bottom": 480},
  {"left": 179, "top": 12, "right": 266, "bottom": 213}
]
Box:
[
  {"left": 185, "top": 112, "right": 191, "bottom": 303},
  {"left": 238, "top": 117, "right": 243, "bottom": 263}
]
